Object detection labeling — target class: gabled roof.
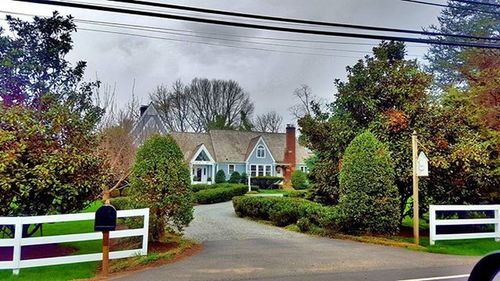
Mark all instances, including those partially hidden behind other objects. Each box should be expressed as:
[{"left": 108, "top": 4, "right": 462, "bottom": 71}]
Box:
[
  {"left": 130, "top": 104, "right": 168, "bottom": 145},
  {"left": 169, "top": 129, "right": 312, "bottom": 164}
]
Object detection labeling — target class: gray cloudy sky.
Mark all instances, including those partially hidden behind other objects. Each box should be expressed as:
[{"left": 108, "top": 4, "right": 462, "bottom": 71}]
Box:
[{"left": 2, "top": 0, "right": 443, "bottom": 124}]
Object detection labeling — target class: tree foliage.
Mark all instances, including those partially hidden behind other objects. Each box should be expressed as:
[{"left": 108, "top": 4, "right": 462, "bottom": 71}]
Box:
[
  {"left": 129, "top": 134, "right": 193, "bottom": 241},
  {"left": 338, "top": 131, "right": 400, "bottom": 235},
  {"left": 299, "top": 41, "right": 499, "bottom": 221},
  {"left": 425, "top": 0, "right": 499, "bottom": 89},
  {"left": 0, "top": 13, "right": 105, "bottom": 224},
  {"left": 291, "top": 170, "right": 309, "bottom": 190}
]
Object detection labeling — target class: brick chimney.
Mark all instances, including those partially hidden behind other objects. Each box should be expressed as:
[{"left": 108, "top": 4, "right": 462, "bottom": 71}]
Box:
[{"left": 284, "top": 124, "right": 296, "bottom": 184}]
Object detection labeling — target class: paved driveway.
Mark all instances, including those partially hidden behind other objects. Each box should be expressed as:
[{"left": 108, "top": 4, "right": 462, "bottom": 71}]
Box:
[{"left": 118, "top": 202, "right": 479, "bottom": 281}]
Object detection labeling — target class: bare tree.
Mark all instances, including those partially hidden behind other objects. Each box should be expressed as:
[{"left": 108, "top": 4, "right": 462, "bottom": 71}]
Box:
[
  {"left": 255, "top": 111, "right": 283, "bottom": 133},
  {"left": 150, "top": 80, "right": 197, "bottom": 132},
  {"left": 289, "top": 84, "right": 316, "bottom": 119},
  {"left": 152, "top": 78, "right": 254, "bottom": 132}
]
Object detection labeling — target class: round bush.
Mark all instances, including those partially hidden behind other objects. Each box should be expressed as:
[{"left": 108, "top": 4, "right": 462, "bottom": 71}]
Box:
[
  {"left": 291, "top": 170, "right": 309, "bottom": 190},
  {"left": 229, "top": 171, "right": 241, "bottom": 183},
  {"left": 129, "top": 134, "right": 194, "bottom": 241},
  {"left": 215, "top": 169, "right": 226, "bottom": 183},
  {"left": 338, "top": 131, "right": 400, "bottom": 235},
  {"left": 195, "top": 184, "right": 248, "bottom": 204},
  {"left": 240, "top": 172, "right": 248, "bottom": 184}
]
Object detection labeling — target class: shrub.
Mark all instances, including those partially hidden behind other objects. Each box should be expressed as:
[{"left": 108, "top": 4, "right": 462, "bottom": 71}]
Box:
[
  {"left": 251, "top": 176, "right": 284, "bottom": 189},
  {"left": 229, "top": 171, "right": 241, "bottom": 183},
  {"left": 240, "top": 172, "right": 248, "bottom": 184},
  {"left": 195, "top": 184, "right": 248, "bottom": 204},
  {"left": 191, "top": 184, "right": 218, "bottom": 192},
  {"left": 284, "top": 190, "right": 308, "bottom": 198},
  {"left": 338, "top": 131, "right": 400, "bottom": 235},
  {"left": 291, "top": 170, "right": 309, "bottom": 190},
  {"left": 232, "top": 196, "right": 339, "bottom": 230},
  {"left": 110, "top": 197, "right": 133, "bottom": 210},
  {"left": 297, "top": 217, "right": 312, "bottom": 232},
  {"left": 129, "top": 134, "right": 194, "bottom": 241},
  {"left": 215, "top": 170, "right": 226, "bottom": 183}
]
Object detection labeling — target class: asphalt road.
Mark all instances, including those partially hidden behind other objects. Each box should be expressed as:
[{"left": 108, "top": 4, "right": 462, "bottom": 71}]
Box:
[{"left": 118, "top": 202, "right": 479, "bottom": 281}]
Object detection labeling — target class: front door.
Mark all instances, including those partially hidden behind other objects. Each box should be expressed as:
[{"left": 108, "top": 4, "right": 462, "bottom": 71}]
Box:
[{"left": 196, "top": 166, "right": 208, "bottom": 183}]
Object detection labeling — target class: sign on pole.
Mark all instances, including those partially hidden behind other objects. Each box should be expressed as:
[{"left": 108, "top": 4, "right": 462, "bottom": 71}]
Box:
[
  {"left": 412, "top": 131, "right": 419, "bottom": 246},
  {"left": 417, "top": 151, "right": 429, "bottom": 177}
]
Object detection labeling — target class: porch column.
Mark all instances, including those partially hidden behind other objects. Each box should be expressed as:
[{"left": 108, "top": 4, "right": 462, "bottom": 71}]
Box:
[
  {"left": 212, "top": 163, "right": 216, "bottom": 184},
  {"left": 189, "top": 163, "right": 193, "bottom": 184}
]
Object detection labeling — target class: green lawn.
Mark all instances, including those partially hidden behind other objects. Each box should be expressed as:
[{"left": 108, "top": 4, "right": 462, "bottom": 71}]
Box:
[
  {"left": 0, "top": 202, "right": 102, "bottom": 281},
  {"left": 395, "top": 236, "right": 500, "bottom": 256},
  {"left": 256, "top": 189, "right": 291, "bottom": 195}
]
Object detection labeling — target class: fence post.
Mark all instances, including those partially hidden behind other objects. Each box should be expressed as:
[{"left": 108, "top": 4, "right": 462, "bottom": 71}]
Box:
[
  {"left": 141, "top": 209, "right": 149, "bottom": 255},
  {"left": 495, "top": 206, "right": 499, "bottom": 242},
  {"left": 12, "top": 221, "right": 23, "bottom": 275},
  {"left": 429, "top": 205, "right": 436, "bottom": 246}
]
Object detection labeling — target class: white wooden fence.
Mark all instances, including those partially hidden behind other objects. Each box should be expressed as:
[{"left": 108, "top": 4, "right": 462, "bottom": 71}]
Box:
[
  {"left": 429, "top": 205, "right": 500, "bottom": 245},
  {"left": 0, "top": 208, "right": 149, "bottom": 275}
]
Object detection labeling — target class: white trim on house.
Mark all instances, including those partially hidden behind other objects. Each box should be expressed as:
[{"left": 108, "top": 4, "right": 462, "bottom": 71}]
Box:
[
  {"left": 228, "top": 164, "right": 235, "bottom": 175},
  {"left": 190, "top": 144, "right": 216, "bottom": 164},
  {"left": 256, "top": 145, "right": 265, "bottom": 158},
  {"left": 190, "top": 144, "right": 216, "bottom": 185},
  {"left": 249, "top": 164, "right": 273, "bottom": 177},
  {"left": 245, "top": 136, "right": 276, "bottom": 162}
]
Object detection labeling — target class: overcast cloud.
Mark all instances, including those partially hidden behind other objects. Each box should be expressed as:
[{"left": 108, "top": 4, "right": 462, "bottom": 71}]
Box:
[{"left": 2, "top": 0, "right": 443, "bottom": 125}]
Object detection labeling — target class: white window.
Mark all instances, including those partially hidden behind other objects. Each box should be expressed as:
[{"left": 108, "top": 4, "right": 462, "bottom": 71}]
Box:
[
  {"left": 258, "top": 165, "right": 264, "bottom": 176},
  {"left": 250, "top": 165, "right": 257, "bottom": 177},
  {"left": 228, "top": 164, "right": 235, "bottom": 175},
  {"left": 265, "top": 165, "right": 272, "bottom": 176},
  {"left": 256, "top": 145, "right": 265, "bottom": 158},
  {"left": 300, "top": 166, "right": 308, "bottom": 173}
]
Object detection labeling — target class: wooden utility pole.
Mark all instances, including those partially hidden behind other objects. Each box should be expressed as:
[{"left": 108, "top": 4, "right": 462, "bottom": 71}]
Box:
[{"left": 412, "top": 131, "right": 419, "bottom": 245}]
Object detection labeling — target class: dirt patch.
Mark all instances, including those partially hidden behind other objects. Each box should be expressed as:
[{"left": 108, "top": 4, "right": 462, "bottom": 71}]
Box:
[
  {"left": 0, "top": 244, "right": 76, "bottom": 261},
  {"left": 149, "top": 241, "right": 179, "bottom": 253}
]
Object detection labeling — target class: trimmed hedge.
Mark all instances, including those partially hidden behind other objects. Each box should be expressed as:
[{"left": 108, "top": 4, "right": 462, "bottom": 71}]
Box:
[
  {"left": 191, "top": 183, "right": 219, "bottom": 192},
  {"left": 110, "top": 196, "right": 133, "bottom": 210},
  {"left": 232, "top": 196, "right": 339, "bottom": 230},
  {"left": 196, "top": 184, "right": 248, "bottom": 204},
  {"left": 251, "top": 176, "right": 284, "bottom": 189}
]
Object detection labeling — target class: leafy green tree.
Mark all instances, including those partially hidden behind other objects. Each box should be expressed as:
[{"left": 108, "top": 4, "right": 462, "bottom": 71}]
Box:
[
  {"left": 338, "top": 131, "right": 400, "bottom": 235},
  {"left": 0, "top": 12, "right": 106, "bottom": 238},
  {"left": 229, "top": 171, "right": 241, "bottom": 183},
  {"left": 129, "top": 134, "right": 193, "bottom": 241},
  {"left": 425, "top": 0, "right": 499, "bottom": 89},
  {"left": 291, "top": 170, "right": 309, "bottom": 190},
  {"left": 215, "top": 169, "right": 226, "bottom": 183},
  {"left": 300, "top": 41, "right": 432, "bottom": 214}
]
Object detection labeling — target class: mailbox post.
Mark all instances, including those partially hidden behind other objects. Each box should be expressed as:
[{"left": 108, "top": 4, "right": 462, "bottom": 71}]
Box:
[{"left": 94, "top": 204, "right": 117, "bottom": 277}]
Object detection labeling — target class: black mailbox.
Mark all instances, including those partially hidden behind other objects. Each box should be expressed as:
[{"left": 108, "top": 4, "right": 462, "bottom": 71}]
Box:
[{"left": 94, "top": 205, "right": 117, "bottom": 232}]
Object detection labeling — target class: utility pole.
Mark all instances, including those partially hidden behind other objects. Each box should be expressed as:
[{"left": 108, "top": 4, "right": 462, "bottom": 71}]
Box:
[{"left": 412, "top": 131, "right": 419, "bottom": 245}]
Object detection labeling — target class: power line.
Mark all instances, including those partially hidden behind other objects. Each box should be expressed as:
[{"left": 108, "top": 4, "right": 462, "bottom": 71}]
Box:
[
  {"left": 3, "top": 9, "right": 409, "bottom": 48},
  {"left": 108, "top": 0, "right": 496, "bottom": 42},
  {"left": 448, "top": 0, "right": 500, "bottom": 8},
  {"left": 401, "top": 0, "right": 500, "bottom": 16},
  {"left": 13, "top": 0, "right": 500, "bottom": 49},
  {"left": 0, "top": 10, "right": 427, "bottom": 57}
]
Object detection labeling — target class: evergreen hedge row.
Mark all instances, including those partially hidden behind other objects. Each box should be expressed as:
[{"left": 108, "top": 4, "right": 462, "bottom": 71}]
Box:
[
  {"left": 195, "top": 184, "right": 248, "bottom": 204},
  {"left": 232, "top": 196, "right": 339, "bottom": 230}
]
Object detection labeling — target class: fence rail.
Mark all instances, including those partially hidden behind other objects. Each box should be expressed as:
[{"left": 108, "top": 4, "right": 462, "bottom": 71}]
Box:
[
  {"left": 0, "top": 208, "right": 149, "bottom": 275},
  {"left": 429, "top": 204, "right": 500, "bottom": 245}
]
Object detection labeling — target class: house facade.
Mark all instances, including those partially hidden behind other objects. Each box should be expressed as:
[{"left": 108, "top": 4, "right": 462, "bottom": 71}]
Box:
[{"left": 131, "top": 104, "right": 311, "bottom": 184}]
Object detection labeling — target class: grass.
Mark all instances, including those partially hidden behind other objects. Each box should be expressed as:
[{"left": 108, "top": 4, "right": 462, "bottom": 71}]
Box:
[
  {"left": 395, "top": 236, "right": 500, "bottom": 256},
  {"left": 0, "top": 202, "right": 198, "bottom": 281},
  {"left": 256, "top": 189, "right": 291, "bottom": 195},
  {"left": 0, "top": 202, "right": 102, "bottom": 281}
]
